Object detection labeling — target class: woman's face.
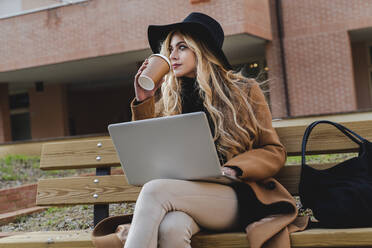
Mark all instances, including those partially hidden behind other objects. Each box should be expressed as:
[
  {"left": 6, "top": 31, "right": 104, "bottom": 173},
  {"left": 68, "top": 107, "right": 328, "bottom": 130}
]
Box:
[{"left": 169, "top": 32, "right": 197, "bottom": 78}]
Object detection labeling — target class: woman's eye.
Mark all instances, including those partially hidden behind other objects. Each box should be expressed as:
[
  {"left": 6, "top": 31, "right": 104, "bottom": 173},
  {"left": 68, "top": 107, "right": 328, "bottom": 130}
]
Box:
[{"left": 179, "top": 45, "right": 187, "bottom": 50}]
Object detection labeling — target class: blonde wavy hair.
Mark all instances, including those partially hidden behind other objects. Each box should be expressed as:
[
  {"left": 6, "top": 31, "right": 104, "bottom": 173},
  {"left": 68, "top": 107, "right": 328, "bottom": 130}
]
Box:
[{"left": 155, "top": 30, "right": 267, "bottom": 161}]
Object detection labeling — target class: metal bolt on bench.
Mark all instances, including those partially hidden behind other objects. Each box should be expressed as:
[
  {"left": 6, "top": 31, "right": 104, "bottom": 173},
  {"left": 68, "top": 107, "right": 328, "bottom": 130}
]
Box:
[{"left": 94, "top": 143, "right": 110, "bottom": 226}]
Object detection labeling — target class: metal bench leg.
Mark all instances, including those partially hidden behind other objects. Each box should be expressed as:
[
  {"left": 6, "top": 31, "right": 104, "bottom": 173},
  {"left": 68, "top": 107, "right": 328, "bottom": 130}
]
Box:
[{"left": 94, "top": 204, "right": 109, "bottom": 226}]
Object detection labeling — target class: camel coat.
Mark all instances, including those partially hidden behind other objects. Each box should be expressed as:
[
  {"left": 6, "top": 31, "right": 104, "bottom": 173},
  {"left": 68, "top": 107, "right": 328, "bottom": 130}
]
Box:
[{"left": 130, "top": 83, "right": 308, "bottom": 248}]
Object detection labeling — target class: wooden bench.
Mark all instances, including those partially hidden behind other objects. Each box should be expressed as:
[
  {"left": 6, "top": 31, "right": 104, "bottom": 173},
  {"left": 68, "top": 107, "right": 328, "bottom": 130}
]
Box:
[{"left": 1, "top": 111, "right": 372, "bottom": 248}]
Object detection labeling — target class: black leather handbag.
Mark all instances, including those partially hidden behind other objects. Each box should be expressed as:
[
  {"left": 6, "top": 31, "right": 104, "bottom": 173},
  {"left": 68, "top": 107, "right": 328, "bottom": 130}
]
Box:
[{"left": 299, "top": 120, "right": 372, "bottom": 228}]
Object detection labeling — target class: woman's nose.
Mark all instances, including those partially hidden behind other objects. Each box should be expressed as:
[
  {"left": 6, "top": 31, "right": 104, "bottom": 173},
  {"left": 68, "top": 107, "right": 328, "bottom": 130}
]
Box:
[{"left": 170, "top": 50, "right": 178, "bottom": 60}]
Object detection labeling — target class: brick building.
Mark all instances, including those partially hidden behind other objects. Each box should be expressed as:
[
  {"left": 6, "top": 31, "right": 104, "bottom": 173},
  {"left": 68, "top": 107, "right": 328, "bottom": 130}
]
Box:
[{"left": 0, "top": 0, "right": 372, "bottom": 143}]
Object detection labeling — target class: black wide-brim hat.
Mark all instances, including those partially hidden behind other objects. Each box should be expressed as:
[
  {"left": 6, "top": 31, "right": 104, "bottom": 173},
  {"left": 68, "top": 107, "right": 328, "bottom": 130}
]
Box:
[{"left": 148, "top": 12, "right": 232, "bottom": 70}]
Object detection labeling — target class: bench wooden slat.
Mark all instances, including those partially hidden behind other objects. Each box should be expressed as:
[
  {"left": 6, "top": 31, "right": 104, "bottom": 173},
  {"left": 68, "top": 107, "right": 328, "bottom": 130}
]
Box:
[
  {"left": 2, "top": 228, "right": 372, "bottom": 248},
  {"left": 274, "top": 165, "right": 301, "bottom": 195},
  {"left": 0, "top": 230, "right": 92, "bottom": 248},
  {"left": 275, "top": 119, "right": 372, "bottom": 156},
  {"left": 36, "top": 175, "right": 141, "bottom": 205},
  {"left": 290, "top": 227, "right": 372, "bottom": 247},
  {"left": 272, "top": 111, "right": 372, "bottom": 128},
  {"left": 36, "top": 164, "right": 341, "bottom": 206},
  {"left": 40, "top": 139, "right": 119, "bottom": 170},
  {"left": 39, "top": 119, "right": 372, "bottom": 170},
  {"left": 191, "top": 232, "right": 249, "bottom": 247},
  {"left": 193, "top": 228, "right": 372, "bottom": 247}
]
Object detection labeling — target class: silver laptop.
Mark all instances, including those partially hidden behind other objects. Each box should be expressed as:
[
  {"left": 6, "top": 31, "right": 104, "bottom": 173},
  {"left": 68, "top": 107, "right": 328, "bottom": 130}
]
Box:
[{"left": 108, "top": 112, "right": 242, "bottom": 186}]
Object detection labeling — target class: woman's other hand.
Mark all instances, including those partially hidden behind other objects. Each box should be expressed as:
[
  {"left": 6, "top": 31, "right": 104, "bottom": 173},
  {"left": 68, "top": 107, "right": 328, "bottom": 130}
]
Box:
[
  {"left": 134, "top": 59, "right": 164, "bottom": 102},
  {"left": 221, "top": 166, "right": 238, "bottom": 177}
]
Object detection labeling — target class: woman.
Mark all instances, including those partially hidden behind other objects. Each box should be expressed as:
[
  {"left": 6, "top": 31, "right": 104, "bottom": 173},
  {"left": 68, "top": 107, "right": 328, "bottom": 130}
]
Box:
[
  {"left": 127, "top": 12, "right": 308, "bottom": 248},
  {"left": 92, "top": 12, "right": 308, "bottom": 248}
]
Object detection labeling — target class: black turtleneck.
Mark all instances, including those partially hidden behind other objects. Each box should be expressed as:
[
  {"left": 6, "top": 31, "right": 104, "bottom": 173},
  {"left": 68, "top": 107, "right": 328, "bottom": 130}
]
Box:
[
  {"left": 180, "top": 76, "right": 226, "bottom": 164},
  {"left": 180, "top": 76, "right": 204, "bottom": 114}
]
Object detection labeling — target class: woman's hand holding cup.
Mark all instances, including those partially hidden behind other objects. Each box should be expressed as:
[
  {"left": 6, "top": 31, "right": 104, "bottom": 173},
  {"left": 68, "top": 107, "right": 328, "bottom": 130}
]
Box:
[
  {"left": 134, "top": 59, "right": 155, "bottom": 102},
  {"left": 134, "top": 54, "right": 171, "bottom": 102}
]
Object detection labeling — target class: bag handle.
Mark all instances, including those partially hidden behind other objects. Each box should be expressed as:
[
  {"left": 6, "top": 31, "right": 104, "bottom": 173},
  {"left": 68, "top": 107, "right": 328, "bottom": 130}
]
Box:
[{"left": 301, "top": 120, "right": 366, "bottom": 164}]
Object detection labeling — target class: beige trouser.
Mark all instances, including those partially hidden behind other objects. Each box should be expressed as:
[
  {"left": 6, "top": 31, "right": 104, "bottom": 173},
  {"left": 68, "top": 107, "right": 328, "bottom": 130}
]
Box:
[{"left": 124, "top": 179, "right": 240, "bottom": 248}]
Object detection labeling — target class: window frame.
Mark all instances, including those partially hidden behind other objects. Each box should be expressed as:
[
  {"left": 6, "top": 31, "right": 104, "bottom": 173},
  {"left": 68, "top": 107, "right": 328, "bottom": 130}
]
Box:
[{"left": 368, "top": 43, "right": 372, "bottom": 102}]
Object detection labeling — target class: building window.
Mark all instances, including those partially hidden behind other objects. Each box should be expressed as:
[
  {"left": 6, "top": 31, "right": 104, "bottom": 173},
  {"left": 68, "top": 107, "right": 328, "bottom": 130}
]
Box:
[
  {"left": 9, "top": 92, "right": 29, "bottom": 109},
  {"left": 11, "top": 113, "right": 31, "bottom": 141},
  {"left": 9, "top": 93, "right": 31, "bottom": 141}
]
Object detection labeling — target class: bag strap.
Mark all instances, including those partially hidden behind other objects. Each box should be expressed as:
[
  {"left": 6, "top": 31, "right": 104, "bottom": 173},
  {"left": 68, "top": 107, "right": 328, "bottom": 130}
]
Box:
[{"left": 301, "top": 120, "right": 366, "bottom": 164}]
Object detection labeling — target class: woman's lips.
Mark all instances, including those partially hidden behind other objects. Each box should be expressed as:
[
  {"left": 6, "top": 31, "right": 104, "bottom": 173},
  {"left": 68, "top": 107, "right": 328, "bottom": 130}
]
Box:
[{"left": 172, "top": 64, "right": 181, "bottom": 69}]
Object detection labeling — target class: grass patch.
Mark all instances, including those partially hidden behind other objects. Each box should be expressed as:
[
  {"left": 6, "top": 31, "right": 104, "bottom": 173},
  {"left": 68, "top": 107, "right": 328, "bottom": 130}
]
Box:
[
  {"left": 0, "top": 154, "right": 95, "bottom": 189},
  {"left": 45, "top": 207, "right": 63, "bottom": 214},
  {"left": 286, "top": 153, "right": 357, "bottom": 165},
  {"left": 0, "top": 155, "right": 40, "bottom": 181}
]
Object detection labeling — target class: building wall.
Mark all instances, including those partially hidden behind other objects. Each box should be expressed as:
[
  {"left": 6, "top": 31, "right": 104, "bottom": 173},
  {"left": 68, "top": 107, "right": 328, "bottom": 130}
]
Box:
[
  {"left": 1, "top": 0, "right": 372, "bottom": 141},
  {"left": 267, "top": 0, "right": 372, "bottom": 117},
  {"left": 28, "top": 84, "right": 69, "bottom": 139},
  {"left": 0, "top": 0, "right": 272, "bottom": 72},
  {"left": 0, "top": 0, "right": 276, "bottom": 140}
]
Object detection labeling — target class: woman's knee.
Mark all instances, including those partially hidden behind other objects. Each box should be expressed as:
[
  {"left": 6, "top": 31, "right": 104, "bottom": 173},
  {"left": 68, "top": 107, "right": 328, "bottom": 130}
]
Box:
[
  {"left": 139, "top": 179, "right": 173, "bottom": 201},
  {"left": 158, "top": 211, "right": 199, "bottom": 248}
]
